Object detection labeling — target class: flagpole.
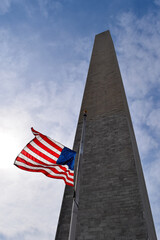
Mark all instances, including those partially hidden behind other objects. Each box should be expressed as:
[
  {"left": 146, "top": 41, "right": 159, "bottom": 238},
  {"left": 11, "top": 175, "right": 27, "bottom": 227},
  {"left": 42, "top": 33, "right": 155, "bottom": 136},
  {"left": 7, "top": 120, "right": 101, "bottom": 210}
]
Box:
[{"left": 68, "top": 110, "right": 87, "bottom": 240}]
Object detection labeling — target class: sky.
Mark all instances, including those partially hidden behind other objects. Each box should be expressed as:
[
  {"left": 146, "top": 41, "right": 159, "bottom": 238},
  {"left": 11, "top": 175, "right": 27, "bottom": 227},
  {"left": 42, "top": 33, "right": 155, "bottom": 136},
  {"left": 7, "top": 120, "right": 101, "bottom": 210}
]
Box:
[{"left": 0, "top": 0, "right": 160, "bottom": 239}]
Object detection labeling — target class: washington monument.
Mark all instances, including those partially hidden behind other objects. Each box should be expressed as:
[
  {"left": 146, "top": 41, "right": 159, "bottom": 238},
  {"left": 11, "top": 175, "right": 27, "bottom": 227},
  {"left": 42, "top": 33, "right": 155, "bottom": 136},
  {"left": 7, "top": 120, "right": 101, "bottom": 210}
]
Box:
[{"left": 55, "top": 31, "right": 157, "bottom": 240}]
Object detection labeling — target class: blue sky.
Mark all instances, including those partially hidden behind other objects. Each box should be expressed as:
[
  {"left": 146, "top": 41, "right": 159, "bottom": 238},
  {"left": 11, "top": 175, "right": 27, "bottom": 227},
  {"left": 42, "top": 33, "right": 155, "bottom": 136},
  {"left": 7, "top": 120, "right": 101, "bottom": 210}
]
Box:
[{"left": 0, "top": 0, "right": 160, "bottom": 239}]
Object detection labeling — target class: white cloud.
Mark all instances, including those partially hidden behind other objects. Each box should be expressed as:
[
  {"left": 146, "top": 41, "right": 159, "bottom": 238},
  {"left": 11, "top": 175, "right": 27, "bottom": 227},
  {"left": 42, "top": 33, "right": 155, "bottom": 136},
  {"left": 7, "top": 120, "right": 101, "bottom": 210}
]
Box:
[
  {"left": 0, "top": 21, "right": 95, "bottom": 237},
  {"left": 154, "top": 0, "right": 160, "bottom": 7},
  {"left": 113, "top": 12, "right": 160, "bottom": 99},
  {"left": 37, "top": 0, "right": 63, "bottom": 17},
  {"left": 0, "top": 106, "right": 32, "bottom": 168},
  {"left": 0, "top": 0, "right": 12, "bottom": 15},
  {"left": 0, "top": 169, "right": 64, "bottom": 239},
  {"left": 134, "top": 125, "right": 158, "bottom": 158},
  {"left": 0, "top": 25, "right": 90, "bottom": 238},
  {"left": 0, "top": 26, "right": 90, "bottom": 169},
  {"left": 112, "top": 10, "right": 160, "bottom": 239},
  {"left": 0, "top": 29, "right": 30, "bottom": 105},
  {"left": 128, "top": 99, "right": 159, "bottom": 158},
  {"left": 130, "top": 99, "right": 153, "bottom": 126},
  {"left": 147, "top": 108, "right": 160, "bottom": 131}
]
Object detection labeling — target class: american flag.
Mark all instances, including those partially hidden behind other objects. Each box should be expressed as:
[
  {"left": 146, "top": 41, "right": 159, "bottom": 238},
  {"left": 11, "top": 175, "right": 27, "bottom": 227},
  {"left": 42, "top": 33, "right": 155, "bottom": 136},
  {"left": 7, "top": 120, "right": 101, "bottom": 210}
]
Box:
[{"left": 14, "top": 128, "right": 76, "bottom": 186}]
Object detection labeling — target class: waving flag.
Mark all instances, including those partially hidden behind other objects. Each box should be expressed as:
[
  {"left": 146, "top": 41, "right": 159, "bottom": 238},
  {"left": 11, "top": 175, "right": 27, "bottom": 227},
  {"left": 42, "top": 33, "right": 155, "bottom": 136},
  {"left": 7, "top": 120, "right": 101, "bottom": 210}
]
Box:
[{"left": 14, "top": 128, "right": 76, "bottom": 186}]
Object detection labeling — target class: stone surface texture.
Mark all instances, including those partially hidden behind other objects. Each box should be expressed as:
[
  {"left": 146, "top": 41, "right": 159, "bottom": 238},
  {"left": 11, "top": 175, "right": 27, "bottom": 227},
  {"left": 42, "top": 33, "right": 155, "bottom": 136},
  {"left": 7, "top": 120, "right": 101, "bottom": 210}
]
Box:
[{"left": 55, "top": 31, "right": 157, "bottom": 240}]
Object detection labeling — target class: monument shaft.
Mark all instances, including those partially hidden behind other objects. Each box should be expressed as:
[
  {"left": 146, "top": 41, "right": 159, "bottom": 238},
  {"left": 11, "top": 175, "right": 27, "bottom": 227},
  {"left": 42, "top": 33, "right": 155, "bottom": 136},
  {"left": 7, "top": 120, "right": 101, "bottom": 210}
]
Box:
[{"left": 55, "top": 31, "right": 157, "bottom": 240}]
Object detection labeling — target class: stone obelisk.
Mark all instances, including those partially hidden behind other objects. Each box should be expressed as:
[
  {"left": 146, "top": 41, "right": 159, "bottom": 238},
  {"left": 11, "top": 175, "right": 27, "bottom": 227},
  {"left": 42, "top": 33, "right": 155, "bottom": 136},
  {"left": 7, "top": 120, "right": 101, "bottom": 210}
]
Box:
[{"left": 55, "top": 31, "right": 157, "bottom": 240}]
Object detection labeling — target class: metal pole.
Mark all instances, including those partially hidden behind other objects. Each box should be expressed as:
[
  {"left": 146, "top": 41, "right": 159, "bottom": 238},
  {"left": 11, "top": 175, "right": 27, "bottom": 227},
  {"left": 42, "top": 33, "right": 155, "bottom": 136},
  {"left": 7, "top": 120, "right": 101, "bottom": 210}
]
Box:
[{"left": 68, "top": 111, "right": 87, "bottom": 240}]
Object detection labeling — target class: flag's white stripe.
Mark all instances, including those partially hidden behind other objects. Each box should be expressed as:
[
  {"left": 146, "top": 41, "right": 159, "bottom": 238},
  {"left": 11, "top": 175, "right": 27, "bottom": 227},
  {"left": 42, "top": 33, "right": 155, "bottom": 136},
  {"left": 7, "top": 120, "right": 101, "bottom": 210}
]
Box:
[
  {"left": 19, "top": 152, "right": 52, "bottom": 166},
  {"left": 24, "top": 146, "right": 58, "bottom": 163},
  {"left": 36, "top": 135, "right": 63, "bottom": 155},
  {"left": 32, "top": 129, "right": 64, "bottom": 149},
  {"left": 30, "top": 141, "right": 59, "bottom": 161},
  {"left": 22, "top": 147, "right": 74, "bottom": 174},
  {"left": 47, "top": 136, "right": 64, "bottom": 149},
  {"left": 18, "top": 153, "right": 74, "bottom": 178},
  {"left": 15, "top": 161, "right": 74, "bottom": 184}
]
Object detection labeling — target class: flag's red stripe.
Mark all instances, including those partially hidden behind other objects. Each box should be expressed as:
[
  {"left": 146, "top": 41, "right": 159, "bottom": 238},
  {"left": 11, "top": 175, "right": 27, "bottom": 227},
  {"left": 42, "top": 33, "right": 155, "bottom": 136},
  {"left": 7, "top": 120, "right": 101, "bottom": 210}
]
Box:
[
  {"left": 15, "top": 160, "right": 74, "bottom": 186},
  {"left": 16, "top": 165, "right": 73, "bottom": 186},
  {"left": 33, "top": 137, "right": 60, "bottom": 158},
  {"left": 16, "top": 157, "right": 73, "bottom": 181},
  {"left": 40, "top": 135, "right": 63, "bottom": 152},
  {"left": 15, "top": 128, "right": 75, "bottom": 186},
  {"left": 19, "top": 150, "right": 74, "bottom": 176},
  {"left": 31, "top": 128, "right": 63, "bottom": 152},
  {"left": 21, "top": 149, "right": 48, "bottom": 166},
  {"left": 27, "top": 143, "right": 57, "bottom": 164},
  {"left": 31, "top": 128, "right": 39, "bottom": 135}
]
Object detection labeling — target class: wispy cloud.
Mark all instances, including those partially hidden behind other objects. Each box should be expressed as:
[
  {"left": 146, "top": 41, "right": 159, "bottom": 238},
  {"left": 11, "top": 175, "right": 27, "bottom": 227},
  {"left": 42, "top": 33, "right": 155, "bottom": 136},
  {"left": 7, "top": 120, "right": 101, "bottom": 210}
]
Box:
[
  {"left": 0, "top": 25, "right": 90, "bottom": 165},
  {"left": 37, "top": 0, "right": 63, "bottom": 17},
  {"left": 0, "top": 0, "right": 13, "bottom": 15},
  {"left": 147, "top": 108, "right": 160, "bottom": 132},
  {"left": 0, "top": 21, "right": 91, "bottom": 238},
  {"left": 0, "top": 169, "right": 64, "bottom": 239},
  {"left": 112, "top": 9, "right": 160, "bottom": 238},
  {"left": 113, "top": 12, "right": 160, "bottom": 98},
  {"left": 154, "top": 0, "right": 160, "bottom": 7}
]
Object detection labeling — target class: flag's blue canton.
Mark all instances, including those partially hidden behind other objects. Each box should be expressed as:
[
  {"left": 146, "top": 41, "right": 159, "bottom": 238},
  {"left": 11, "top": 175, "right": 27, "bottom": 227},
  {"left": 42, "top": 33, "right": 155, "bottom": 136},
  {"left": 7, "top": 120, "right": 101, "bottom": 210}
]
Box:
[{"left": 57, "top": 147, "right": 76, "bottom": 170}]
